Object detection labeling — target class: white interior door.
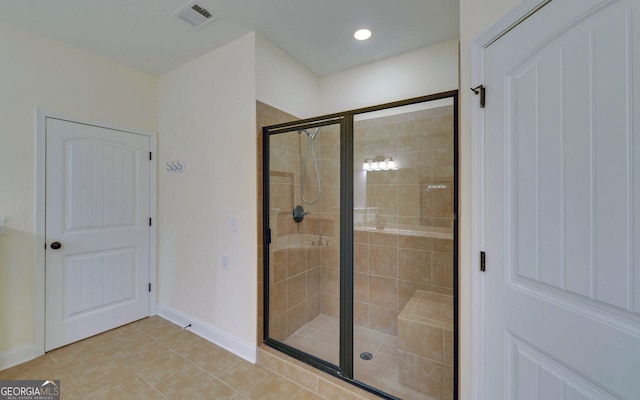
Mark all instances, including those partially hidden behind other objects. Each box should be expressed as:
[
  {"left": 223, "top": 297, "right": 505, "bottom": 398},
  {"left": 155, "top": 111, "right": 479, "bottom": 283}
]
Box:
[
  {"left": 483, "top": 0, "right": 640, "bottom": 398},
  {"left": 45, "top": 117, "right": 151, "bottom": 351}
]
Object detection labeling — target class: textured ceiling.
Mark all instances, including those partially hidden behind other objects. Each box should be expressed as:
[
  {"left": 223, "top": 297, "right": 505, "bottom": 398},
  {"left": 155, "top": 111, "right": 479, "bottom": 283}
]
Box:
[{"left": 0, "top": 0, "right": 459, "bottom": 77}]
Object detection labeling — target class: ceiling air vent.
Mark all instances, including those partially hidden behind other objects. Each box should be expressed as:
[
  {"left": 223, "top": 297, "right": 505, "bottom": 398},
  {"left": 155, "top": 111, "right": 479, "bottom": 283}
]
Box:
[{"left": 172, "top": 1, "right": 218, "bottom": 30}]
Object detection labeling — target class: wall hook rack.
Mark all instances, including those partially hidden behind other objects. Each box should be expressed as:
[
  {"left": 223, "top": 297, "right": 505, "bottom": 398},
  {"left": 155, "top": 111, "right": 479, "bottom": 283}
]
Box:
[{"left": 167, "top": 160, "right": 185, "bottom": 172}]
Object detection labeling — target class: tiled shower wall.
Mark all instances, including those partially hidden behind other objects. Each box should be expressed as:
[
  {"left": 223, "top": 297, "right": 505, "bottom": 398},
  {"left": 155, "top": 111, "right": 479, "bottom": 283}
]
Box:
[
  {"left": 257, "top": 101, "right": 298, "bottom": 344},
  {"left": 256, "top": 101, "right": 342, "bottom": 343},
  {"left": 257, "top": 101, "right": 455, "bottom": 340},
  {"left": 267, "top": 122, "right": 342, "bottom": 341},
  {"left": 351, "top": 105, "right": 455, "bottom": 336},
  {"left": 354, "top": 105, "right": 455, "bottom": 230}
]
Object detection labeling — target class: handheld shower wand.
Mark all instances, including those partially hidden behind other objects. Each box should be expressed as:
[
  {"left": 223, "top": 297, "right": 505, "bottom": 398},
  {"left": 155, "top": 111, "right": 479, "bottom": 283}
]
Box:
[{"left": 299, "top": 127, "right": 322, "bottom": 205}]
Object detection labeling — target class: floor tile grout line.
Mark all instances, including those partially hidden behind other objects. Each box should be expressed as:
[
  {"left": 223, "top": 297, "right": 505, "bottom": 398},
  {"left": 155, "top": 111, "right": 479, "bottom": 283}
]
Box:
[{"left": 211, "top": 376, "right": 250, "bottom": 399}]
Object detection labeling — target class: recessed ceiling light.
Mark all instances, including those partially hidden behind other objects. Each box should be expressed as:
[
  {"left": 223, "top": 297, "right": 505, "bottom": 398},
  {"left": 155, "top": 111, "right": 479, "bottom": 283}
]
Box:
[{"left": 354, "top": 29, "right": 372, "bottom": 41}]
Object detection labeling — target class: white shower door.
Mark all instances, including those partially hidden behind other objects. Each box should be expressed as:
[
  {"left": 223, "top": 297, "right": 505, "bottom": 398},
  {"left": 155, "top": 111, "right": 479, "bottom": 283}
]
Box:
[
  {"left": 483, "top": 0, "right": 640, "bottom": 398},
  {"left": 45, "top": 117, "right": 151, "bottom": 351}
]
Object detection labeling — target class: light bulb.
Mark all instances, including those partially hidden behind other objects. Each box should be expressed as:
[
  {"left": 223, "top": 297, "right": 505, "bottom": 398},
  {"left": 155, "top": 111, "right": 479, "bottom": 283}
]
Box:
[
  {"left": 354, "top": 29, "right": 372, "bottom": 41},
  {"left": 363, "top": 160, "right": 370, "bottom": 171},
  {"left": 388, "top": 157, "right": 396, "bottom": 170},
  {"left": 372, "top": 161, "right": 380, "bottom": 170}
]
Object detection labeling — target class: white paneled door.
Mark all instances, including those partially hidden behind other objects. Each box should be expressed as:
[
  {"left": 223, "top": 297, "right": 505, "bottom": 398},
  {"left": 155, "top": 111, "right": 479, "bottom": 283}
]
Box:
[
  {"left": 45, "top": 118, "right": 151, "bottom": 351},
  {"left": 484, "top": 0, "right": 640, "bottom": 399}
]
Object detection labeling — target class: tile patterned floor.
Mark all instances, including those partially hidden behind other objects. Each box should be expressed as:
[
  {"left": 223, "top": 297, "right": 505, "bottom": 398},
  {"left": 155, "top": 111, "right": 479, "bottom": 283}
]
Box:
[
  {"left": 284, "top": 315, "right": 431, "bottom": 400},
  {"left": 0, "top": 317, "right": 323, "bottom": 400}
]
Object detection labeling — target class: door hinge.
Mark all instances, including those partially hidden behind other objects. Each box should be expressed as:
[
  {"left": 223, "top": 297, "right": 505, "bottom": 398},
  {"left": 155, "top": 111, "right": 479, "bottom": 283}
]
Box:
[
  {"left": 470, "top": 85, "right": 486, "bottom": 108},
  {"left": 148, "top": 283, "right": 152, "bottom": 292},
  {"left": 149, "top": 152, "right": 152, "bottom": 161},
  {"left": 149, "top": 217, "right": 152, "bottom": 226},
  {"left": 480, "top": 251, "right": 486, "bottom": 272},
  {"left": 267, "top": 228, "right": 272, "bottom": 244}
]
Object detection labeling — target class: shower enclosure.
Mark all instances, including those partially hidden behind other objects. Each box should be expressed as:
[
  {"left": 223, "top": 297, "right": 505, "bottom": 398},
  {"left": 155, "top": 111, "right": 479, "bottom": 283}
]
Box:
[{"left": 263, "top": 91, "right": 458, "bottom": 400}]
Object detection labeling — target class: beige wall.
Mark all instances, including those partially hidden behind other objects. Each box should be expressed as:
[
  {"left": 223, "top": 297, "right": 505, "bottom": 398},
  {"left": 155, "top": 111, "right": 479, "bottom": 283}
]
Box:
[
  {"left": 157, "top": 33, "right": 258, "bottom": 349},
  {"left": 458, "top": 0, "right": 522, "bottom": 398},
  {"left": 320, "top": 39, "right": 459, "bottom": 115},
  {"left": 255, "top": 35, "right": 320, "bottom": 119},
  {"left": 0, "top": 21, "right": 157, "bottom": 361}
]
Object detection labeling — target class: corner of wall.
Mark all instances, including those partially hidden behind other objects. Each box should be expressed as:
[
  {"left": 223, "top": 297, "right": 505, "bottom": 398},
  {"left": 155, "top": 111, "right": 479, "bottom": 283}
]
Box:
[
  {"left": 157, "top": 304, "right": 257, "bottom": 363},
  {"left": 255, "top": 33, "right": 321, "bottom": 118}
]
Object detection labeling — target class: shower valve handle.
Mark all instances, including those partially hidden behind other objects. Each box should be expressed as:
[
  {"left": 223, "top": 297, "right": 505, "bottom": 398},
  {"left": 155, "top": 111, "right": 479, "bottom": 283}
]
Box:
[{"left": 292, "top": 205, "right": 310, "bottom": 223}]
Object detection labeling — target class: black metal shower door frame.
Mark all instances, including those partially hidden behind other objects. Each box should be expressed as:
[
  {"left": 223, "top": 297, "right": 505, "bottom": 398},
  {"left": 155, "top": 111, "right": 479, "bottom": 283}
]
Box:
[{"left": 262, "top": 90, "right": 459, "bottom": 400}]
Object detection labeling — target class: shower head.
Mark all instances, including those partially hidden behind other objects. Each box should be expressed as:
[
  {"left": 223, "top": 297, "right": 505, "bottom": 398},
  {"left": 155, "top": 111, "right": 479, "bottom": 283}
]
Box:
[{"left": 298, "top": 127, "right": 320, "bottom": 141}]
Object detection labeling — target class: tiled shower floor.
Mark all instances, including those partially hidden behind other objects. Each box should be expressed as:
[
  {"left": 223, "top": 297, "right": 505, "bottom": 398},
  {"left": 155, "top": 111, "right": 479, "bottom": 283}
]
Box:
[{"left": 283, "top": 314, "right": 436, "bottom": 400}]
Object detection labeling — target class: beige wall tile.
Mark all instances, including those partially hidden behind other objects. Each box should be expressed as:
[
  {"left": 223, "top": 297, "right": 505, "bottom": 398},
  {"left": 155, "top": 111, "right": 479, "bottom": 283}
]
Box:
[
  {"left": 432, "top": 238, "right": 454, "bottom": 252},
  {"left": 366, "top": 185, "right": 398, "bottom": 216},
  {"left": 398, "top": 319, "right": 444, "bottom": 362},
  {"left": 320, "top": 292, "right": 339, "bottom": 319},
  {"left": 354, "top": 301, "right": 369, "bottom": 328},
  {"left": 306, "top": 246, "right": 321, "bottom": 268},
  {"left": 306, "top": 267, "right": 321, "bottom": 296},
  {"left": 270, "top": 281, "right": 286, "bottom": 316},
  {"left": 369, "top": 276, "right": 398, "bottom": 310},
  {"left": 354, "top": 243, "right": 369, "bottom": 273},
  {"left": 432, "top": 251, "right": 454, "bottom": 289},
  {"left": 271, "top": 250, "right": 287, "bottom": 284},
  {"left": 354, "top": 229, "right": 368, "bottom": 244},
  {"left": 318, "top": 379, "right": 361, "bottom": 400},
  {"left": 398, "top": 185, "right": 421, "bottom": 217},
  {"left": 321, "top": 244, "right": 340, "bottom": 267},
  {"left": 431, "top": 148, "right": 454, "bottom": 182},
  {"left": 365, "top": 169, "right": 398, "bottom": 185},
  {"left": 369, "top": 245, "right": 398, "bottom": 278},
  {"left": 284, "top": 363, "right": 320, "bottom": 393},
  {"left": 287, "top": 303, "right": 307, "bottom": 336},
  {"left": 430, "top": 185, "right": 454, "bottom": 218},
  {"left": 368, "top": 305, "right": 397, "bottom": 335},
  {"left": 444, "top": 329, "right": 454, "bottom": 367},
  {"left": 288, "top": 246, "right": 307, "bottom": 276},
  {"left": 354, "top": 272, "right": 369, "bottom": 303},
  {"left": 398, "top": 234, "right": 432, "bottom": 251},
  {"left": 257, "top": 347, "right": 286, "bottom": 376},
  {"left": 444, "top": 365, "right": 454, "bottom": 400},
  {"left": 398, "top": 351, "right": 444, "bottom": 399},
  {"left": 287, "top": 274, "right": 306, "bottom": 308},
  {"left": 321, "top": 266, "right": 340, "bottom": 296},
  {"left": 305, "top": 294, "right": 321, "bottom": 322},
  {"left": 369, "top": 231, "right": 397, "bottom": 247},
  {"left": 398, "top": 248, "right": 432, "bottom": 284},
  {"left": 398, "top": 281, "right": 429, "bottom": 313}
]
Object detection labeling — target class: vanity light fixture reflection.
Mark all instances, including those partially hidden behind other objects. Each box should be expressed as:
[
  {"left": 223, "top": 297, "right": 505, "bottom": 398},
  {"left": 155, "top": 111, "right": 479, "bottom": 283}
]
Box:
[{"left": 362, "top": 157, "right": 398, "bottom": 171}]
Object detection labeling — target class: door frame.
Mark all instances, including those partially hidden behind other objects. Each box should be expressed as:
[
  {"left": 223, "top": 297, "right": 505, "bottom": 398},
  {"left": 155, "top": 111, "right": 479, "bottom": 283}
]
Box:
[
  {"left": 470, "top": 1, "right": 554, "bottom": 399},
  {"left": 34, "top": 109, "right": 158, "bottom": 356}
]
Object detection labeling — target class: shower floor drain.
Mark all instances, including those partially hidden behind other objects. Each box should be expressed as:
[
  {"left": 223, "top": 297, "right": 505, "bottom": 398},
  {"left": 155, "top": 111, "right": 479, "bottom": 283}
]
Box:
[{"left": 359, "top": 352, "right": 373, "bottom": 361}]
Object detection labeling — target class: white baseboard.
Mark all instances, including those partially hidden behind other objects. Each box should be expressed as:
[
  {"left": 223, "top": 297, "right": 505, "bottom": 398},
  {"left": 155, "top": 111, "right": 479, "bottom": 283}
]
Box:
[
  {"left": 157, "top": 304, "right": 257, "bottom": 364},
  {"left": 0, "top": 344, "right": 43, "bottom": 372}
]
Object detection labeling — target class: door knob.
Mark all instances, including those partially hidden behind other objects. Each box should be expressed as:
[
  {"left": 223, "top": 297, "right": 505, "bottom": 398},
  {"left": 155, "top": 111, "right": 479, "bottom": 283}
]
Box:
[{"left": 50, "top": 242, "right": 62, "bottom": 250}]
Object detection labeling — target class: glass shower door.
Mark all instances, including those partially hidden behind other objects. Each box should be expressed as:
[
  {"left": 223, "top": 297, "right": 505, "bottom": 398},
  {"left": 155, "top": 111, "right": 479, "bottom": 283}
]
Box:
[
  {"left": 352, "top": 97, "right": 457, "bottom": 400},
  {"left": 265, "top": 119, "right": 343, "bottom": 368},
  {"left": 263, "top": 91, "right": 458, "bottom": 400}
]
